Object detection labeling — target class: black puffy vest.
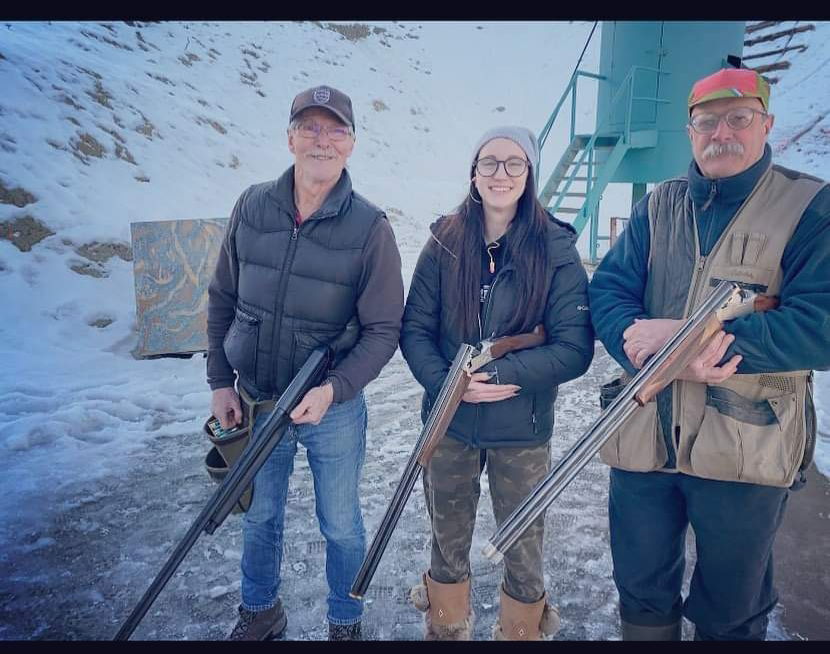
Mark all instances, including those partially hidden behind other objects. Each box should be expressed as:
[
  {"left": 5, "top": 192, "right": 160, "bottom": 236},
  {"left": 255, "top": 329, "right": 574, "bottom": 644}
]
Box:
[{"left": 223, "top": 167, "right": 382, "bottom": 400}]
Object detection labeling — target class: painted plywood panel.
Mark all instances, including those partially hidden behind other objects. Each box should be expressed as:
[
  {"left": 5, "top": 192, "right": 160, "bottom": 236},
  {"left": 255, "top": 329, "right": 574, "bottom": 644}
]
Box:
[{"left": 130, "top": 218, "right": 228, "bottom": 357}]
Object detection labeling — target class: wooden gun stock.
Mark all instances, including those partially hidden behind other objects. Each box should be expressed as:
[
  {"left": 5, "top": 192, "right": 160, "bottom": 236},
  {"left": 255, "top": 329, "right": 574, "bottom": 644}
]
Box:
[{"left": 487, "top": 324, "right": 546, "bottom": 361}]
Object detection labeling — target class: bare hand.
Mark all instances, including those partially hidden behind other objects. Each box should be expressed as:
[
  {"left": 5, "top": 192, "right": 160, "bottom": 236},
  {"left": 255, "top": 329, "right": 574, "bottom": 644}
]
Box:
[
  {"left": 290, "top": 382, "right": 334, "bottom": 425},
  {"left": 212, "top": 387, "right": 243, "bottom": 430},
  {"left": 676, "top": 331, "right": 742, "bottom": 383},
  {"left": 462, "top": 371, "right": 521, "bottom": 404},
  {"left": 623, "top": 318, "right": 684, "bottom": 369}
]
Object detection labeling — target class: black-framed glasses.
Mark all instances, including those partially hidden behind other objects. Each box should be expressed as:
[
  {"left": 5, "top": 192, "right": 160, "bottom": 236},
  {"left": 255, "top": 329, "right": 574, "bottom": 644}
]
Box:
[
  {"left": 475, "top": 156, "right": 529, "bottom": 177},
  {"left": 689, "top": 107, "right": 768, "bottom": 134},
  {"left": 293, "top": 121, "right": 353, "bottom": 142}
]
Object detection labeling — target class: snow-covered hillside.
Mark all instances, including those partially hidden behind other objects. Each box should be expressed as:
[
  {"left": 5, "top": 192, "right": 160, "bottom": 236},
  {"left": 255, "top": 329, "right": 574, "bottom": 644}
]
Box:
[
  {"left": 0, "top": 21, "right": 827, "bottom": 641},
  {"left": 0, "top": 20, "right": 594, "bottom": 520}
]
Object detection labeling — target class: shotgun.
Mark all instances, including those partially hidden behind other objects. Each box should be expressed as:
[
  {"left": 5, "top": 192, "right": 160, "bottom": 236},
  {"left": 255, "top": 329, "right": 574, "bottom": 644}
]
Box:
[
  {"left": 114, "top": 346, "right": 330, "bottom": 640},
  {"left": 349, "top": 325, "right": 546, "bottom": 600},
  {"left": 482, "top": 280, "right": 779, "bottom": 563}
]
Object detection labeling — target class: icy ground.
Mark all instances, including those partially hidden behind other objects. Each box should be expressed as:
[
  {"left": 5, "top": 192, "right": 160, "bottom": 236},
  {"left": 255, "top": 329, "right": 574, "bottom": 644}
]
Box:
[{"left": 0, "top": 347, "right": 795, "bottom": 641}]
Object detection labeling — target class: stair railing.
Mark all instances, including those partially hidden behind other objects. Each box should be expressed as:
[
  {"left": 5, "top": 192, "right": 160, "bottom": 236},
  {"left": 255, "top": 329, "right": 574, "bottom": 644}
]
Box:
[
  {"left": 538, "top": 70, "right": 605, "bottom": 152},
  {"left": 545, "top": 66, "right": 669, "bottom": 218}
]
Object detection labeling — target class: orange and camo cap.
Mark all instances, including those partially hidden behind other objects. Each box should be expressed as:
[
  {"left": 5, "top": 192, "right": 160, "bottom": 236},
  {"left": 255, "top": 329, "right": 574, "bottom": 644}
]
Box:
[{"left": 688, "top": 68, "right": 770, "bottom": 113}]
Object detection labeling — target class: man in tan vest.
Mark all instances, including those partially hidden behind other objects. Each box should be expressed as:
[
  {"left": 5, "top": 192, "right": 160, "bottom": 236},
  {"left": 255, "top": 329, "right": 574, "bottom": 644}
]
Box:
[{"left": 588, "top": 67, "right": 830, "bottom": 640}]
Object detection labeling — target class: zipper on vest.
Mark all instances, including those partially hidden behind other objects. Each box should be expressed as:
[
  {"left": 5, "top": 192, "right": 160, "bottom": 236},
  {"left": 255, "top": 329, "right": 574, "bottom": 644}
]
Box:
[
  {"left": 682, "top": 254, "right": 708, "bottom": 322},
  {"left": 270, "top": 221, "right": 302, "bottom": 389}
]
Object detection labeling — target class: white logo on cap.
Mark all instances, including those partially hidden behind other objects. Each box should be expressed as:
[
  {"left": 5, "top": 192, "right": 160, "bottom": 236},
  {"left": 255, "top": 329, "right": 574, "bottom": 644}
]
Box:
[{"left": 312, "top": 87, "right": 331, "bottom": 104}]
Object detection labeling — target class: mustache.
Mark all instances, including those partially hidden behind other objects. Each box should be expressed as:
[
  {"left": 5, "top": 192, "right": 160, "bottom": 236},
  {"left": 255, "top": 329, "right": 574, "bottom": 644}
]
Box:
[{"left": 702, "top": 142, "right": 745, "bottom": 160}]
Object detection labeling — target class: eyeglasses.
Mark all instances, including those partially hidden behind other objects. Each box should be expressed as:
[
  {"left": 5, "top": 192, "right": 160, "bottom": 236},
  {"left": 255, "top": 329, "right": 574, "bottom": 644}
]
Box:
[
  {"left": 689, "top": 107, "right": 768, "bottom": 134},
  {"left": 293, "top": 121, "right": 353, "bottom": 142},
  {"left": 475, "top": 156, "right": 529, "bottom": 178}
]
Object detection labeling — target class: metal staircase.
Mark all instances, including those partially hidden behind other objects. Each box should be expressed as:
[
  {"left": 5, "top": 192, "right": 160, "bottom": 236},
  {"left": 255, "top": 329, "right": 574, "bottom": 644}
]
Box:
[{"left": 537, "top": 66, "right": 667, "bottom": 261}]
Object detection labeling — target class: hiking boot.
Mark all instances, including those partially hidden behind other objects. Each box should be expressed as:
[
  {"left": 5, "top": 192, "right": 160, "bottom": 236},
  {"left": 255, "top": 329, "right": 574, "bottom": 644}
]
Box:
[
  {"left": 328, "top": 621, "right": 361, "bottom": 641},
  {"left": 227, "top": 600, "right": 288, "bottom": 641}
]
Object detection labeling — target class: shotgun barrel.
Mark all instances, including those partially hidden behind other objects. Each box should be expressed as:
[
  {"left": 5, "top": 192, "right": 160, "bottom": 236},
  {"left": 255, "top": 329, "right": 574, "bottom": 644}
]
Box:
[{"left": 348, "top": 344, "right": 476, "bottom": 600}]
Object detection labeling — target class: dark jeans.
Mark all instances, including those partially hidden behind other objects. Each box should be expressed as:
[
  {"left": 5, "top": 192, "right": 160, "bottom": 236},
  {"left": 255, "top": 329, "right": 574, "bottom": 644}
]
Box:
[{"left": 608, "top": 468, "right": 789, "bottom": 640}]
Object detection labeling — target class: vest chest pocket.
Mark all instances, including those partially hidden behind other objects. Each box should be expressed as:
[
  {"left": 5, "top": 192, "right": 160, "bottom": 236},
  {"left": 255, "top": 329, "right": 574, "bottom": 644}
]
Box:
[
  {"left": 223, "top": 307, "right": 261, "bottom": 382},
  {"left": 690, "top": 385, "right": 803, "bottom": 487},
  {"left": 598, "top": 377, "right": 667, "bottom": 472}
]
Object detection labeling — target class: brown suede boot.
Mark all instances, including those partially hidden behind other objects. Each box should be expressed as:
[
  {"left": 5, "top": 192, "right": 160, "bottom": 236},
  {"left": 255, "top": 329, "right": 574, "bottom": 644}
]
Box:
[
  {"left": 409, "top": 571, "right": 474, "bottom": 640},
  {"left": 492, "top": 586, "right": 561, "bottom": 641}
]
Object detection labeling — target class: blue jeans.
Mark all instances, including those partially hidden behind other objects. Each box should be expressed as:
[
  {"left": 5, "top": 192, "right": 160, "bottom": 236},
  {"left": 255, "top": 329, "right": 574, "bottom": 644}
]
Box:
[
  {"left": 240, "top": 392, "right": 367, "bottom": 625},
  {"left": 609, "top": 468, "right": 789, "bottom": 640}
]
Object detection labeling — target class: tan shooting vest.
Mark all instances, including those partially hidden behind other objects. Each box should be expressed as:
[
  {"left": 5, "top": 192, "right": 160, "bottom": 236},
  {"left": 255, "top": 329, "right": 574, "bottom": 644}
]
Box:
[{"left": 600, "top": 163, "right": 825, "bottom": 487}]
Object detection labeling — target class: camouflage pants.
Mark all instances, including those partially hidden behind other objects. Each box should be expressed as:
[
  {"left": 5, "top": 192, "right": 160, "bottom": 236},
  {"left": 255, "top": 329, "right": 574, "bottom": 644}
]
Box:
[{"left": 422, "top": 436, "right": 551, "bottom": 603}]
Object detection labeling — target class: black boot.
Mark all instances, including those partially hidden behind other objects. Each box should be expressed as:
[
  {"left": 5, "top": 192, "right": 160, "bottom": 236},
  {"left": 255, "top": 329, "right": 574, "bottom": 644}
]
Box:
[
  {"left": 621, "top": 619, "right": 681, "bottom": 640},
  {"left": 227, "top": 600, "right": 287, "bottom": 640},
  {"left": 328, "top": 621, "right": 362, "bottom": 641}
]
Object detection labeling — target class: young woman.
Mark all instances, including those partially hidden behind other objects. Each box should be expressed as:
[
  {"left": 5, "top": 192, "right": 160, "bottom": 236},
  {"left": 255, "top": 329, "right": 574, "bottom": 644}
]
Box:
[{"left": 399, "top": 126, "right": 594, "bottom": 640}]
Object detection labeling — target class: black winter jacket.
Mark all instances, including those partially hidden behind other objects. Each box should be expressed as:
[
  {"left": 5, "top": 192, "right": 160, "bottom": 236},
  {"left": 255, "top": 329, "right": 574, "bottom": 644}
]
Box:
[{"left": 400, "top": 213, "right": 594, "bottom": 448}]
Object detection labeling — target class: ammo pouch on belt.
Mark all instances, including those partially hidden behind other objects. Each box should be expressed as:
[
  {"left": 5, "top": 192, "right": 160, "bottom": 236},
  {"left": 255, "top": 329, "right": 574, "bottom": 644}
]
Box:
[{"left": 203, "top": 387, "right": 278, "bottom": 514}]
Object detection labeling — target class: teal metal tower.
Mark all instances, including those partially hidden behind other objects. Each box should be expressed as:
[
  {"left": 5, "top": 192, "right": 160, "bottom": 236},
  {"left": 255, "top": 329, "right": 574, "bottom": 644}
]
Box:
[{"left": 539, "top": 21, "right": 746, "bottom": 262}]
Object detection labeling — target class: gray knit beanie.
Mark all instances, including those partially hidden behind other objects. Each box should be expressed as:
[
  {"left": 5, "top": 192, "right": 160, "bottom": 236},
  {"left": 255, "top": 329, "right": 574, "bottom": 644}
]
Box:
[{"left": 471, "top": 126, "right": 541, "bottom": 185}]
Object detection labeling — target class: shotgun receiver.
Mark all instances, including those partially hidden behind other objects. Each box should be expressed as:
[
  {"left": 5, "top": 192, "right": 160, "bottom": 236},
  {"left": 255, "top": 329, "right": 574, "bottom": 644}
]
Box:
[
  {"left": 114, "top": 346, "right": 331, "bottom": 640},
  {"left": 483, "top": 281, "right": 778, "bottom": 563},
  {"left": 349, "top": 325, "right": 546, "bottom": 600}
]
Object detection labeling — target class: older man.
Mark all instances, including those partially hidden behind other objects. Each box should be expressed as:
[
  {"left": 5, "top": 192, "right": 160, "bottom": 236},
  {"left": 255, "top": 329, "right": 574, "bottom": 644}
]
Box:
[
  {"left": 588, "top": 68, "right": 830, "bottom": 640},
  {"left": 206, "top": 85, "right": 404, "bottom": 640}
]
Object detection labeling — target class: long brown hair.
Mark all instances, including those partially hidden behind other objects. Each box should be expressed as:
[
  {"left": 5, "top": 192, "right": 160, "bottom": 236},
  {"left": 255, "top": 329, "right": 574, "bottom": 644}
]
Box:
[{"left": 435, "top": 169, "right": 551, "bottom": 342}]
